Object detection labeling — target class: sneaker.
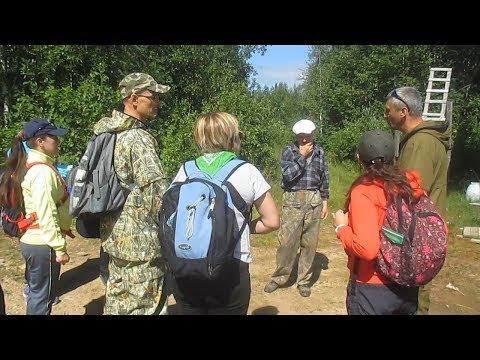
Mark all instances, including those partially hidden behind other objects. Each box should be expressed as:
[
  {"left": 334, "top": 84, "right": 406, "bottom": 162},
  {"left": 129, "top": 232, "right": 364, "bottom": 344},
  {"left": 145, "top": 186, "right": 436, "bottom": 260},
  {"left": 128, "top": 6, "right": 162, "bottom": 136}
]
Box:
[
  {"left": 52, "top": 296, "right": 61, "bottom": 306},
  {"left": 298, "top": 285, "right": 311, "bottom": 297},
  {"left": 23, "top": 284, "right": 29, "bottom": 299},
  {"left": 24, "top": 284, "right": 60, "bottom": 305},
  {"left": 264, "top": 281, "right": 280, "bottom": 293}
]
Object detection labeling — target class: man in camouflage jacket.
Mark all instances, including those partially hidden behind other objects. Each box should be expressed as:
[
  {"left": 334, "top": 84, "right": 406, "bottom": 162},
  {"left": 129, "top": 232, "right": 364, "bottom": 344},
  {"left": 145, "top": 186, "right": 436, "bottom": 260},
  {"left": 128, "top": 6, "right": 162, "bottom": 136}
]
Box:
[{"left": 97, "top": 73, "right": 170, "bottom": 315}]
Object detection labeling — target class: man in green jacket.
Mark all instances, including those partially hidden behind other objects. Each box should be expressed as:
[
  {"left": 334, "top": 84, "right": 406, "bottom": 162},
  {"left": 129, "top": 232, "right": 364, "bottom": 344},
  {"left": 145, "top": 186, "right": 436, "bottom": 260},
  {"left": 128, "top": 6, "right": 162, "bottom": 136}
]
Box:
[{"left": 385, "top": 86, "right": 451, "bottom": 314}]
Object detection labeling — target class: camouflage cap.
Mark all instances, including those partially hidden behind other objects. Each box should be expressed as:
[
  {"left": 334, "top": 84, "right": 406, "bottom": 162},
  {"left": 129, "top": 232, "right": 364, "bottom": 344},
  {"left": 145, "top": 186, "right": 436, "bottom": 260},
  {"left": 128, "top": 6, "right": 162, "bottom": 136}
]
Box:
[{"left": 119, "top": 72, "right": 170, "bottom": 99}]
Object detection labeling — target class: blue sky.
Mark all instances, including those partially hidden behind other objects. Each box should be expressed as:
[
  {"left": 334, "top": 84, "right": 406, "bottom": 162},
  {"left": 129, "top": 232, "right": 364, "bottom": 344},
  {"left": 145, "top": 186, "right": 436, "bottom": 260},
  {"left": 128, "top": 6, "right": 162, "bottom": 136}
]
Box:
[{"left": 249, "top": 45, "right": 311, "bottom": 88}]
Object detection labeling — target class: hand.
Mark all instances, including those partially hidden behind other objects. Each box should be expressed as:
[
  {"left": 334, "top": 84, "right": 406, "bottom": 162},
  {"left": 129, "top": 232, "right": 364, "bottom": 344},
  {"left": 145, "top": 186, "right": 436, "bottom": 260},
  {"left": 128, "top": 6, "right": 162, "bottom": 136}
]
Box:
[
  {"left": 299, "top": 143, "right": 314, "bottom": 157},
  {"left": 321, "top": 201, "right": 329, "bottom": 220},
  {"left": 56, "top": 253, "right": 70, "bottom": 265},
  {"left": 332, "top": 209, "right": 349, "bottom": 228}
]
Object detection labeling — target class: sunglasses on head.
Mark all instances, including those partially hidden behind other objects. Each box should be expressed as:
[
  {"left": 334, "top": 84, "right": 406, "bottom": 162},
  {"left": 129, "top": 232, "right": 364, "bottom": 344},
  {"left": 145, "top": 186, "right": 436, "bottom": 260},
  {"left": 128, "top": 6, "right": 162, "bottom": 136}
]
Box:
[
  {"left": 32, "top": 121, "right": 56, "bottom": 138},
  {"left": 390, "top": 89, "right": 410, "bottom": 111}
]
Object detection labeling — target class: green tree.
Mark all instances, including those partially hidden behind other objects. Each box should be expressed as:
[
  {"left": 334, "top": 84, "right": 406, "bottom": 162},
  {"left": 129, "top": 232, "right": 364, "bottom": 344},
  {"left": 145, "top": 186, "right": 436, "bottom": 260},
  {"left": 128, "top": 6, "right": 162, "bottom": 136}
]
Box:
[
  {"left": 0, "top": 45, "right": 267, "bottom": 173},
  {"left": 302, "top": 44, "right": 480, "bottom": 181}
]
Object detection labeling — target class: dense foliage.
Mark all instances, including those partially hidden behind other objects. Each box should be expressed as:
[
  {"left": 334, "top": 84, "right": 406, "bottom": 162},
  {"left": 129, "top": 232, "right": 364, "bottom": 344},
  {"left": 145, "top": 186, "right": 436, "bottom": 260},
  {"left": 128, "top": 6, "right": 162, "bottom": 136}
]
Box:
[
  {"left": 0, "top": 45, "right": 281, "bottom": 179},
  {"left": 303, "top": 45, "right": 480, "bottom": 185},
  {"left": 1, "top": 45, "right": 480, "bottom": 188}
]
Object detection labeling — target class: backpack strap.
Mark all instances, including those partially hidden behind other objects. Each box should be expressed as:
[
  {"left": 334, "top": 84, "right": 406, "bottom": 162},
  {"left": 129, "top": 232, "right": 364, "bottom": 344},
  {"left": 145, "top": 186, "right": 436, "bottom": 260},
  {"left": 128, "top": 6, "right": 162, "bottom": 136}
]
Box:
[
  {"left": 214, "top": 159, "right": 251, "bottom": 236},
  {"left": 26, "top": 162, "right": 69, "bottom": 206},
  {"left": 394, "top": 195, "right": 404, "bottom": 233},
  {"left": 212, "top": 158, "right": 247, "bottom": 183},
  {"left": 23, "top": 162, "right": 72, "bottom": 235},
  {"left": 183, "top": 160, "right": 199, "bottom": 178},
  {"left": 183, "top": 158, "right": 246, "bottom": 181},
  {"left": 214, "top": 159, "right": 250, "bottom": 215}
]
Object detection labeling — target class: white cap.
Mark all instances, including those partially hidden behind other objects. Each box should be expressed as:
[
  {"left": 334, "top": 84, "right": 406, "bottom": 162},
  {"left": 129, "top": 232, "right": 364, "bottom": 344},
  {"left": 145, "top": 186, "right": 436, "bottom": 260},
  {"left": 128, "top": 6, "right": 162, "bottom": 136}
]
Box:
[{"left": 292, "top": 119, "right": 316, "bottom": 135}]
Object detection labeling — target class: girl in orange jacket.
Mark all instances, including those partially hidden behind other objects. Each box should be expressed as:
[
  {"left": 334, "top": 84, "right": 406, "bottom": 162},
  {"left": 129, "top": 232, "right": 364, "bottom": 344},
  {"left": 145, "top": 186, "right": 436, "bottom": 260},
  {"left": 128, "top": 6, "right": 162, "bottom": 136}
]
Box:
[{"left": 333, "top": 130, "right": 424, "bottom": 315}]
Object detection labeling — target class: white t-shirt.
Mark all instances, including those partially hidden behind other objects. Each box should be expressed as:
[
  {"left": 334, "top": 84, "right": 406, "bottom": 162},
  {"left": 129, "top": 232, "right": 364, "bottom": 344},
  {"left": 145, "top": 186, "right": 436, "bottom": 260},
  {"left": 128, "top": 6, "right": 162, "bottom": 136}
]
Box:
[{"left": 171, "top": 162, "right": 271, "bottom": 263}]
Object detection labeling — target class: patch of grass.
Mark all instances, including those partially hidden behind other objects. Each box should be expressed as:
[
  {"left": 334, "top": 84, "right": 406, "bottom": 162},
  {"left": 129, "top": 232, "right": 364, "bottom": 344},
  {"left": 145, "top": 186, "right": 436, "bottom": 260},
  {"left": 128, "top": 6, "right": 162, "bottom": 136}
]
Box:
[
  {"left": 326, "top": 160, "right": 360, "bottom": 212},
  {"left": 447, "top": 190, "right": 480, "bottom": 231},
  {"left": 0, "top": 235, "right": 25, "bottom": 281},
  {"left": 256, "top": 161, "right": 476, "bottom": 248},
  {"left": 252, "top": 159, "right": 359, "bottom": 248}
]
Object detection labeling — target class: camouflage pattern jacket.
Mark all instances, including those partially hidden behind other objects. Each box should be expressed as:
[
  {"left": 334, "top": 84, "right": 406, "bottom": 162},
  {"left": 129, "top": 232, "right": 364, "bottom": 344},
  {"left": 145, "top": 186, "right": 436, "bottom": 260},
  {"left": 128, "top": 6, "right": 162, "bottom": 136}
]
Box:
[{"left": 95, "top": 110, "right": 169, "bottom": 261}]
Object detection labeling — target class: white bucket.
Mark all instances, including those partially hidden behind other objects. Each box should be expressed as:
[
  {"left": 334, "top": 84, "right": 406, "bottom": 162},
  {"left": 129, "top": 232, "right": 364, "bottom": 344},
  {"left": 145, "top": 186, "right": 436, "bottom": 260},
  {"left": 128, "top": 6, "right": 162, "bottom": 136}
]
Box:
[{"left": 466, "top": 182, "right": 480, "bottom": 202}]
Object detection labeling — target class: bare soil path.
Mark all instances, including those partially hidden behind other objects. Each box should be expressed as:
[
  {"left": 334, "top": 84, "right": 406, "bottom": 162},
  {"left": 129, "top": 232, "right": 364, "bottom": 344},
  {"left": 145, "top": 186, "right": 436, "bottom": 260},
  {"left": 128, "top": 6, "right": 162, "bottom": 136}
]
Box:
[{"left": 1, "top": 223, "right": 479, "bottom": 315}]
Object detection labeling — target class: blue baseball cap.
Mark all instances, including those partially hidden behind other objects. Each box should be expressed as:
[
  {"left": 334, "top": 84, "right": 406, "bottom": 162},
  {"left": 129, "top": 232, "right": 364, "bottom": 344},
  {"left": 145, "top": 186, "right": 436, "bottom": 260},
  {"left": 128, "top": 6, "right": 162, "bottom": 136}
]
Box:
[{"left": 23, "top": 118, "right": 68, "bottom": 140}]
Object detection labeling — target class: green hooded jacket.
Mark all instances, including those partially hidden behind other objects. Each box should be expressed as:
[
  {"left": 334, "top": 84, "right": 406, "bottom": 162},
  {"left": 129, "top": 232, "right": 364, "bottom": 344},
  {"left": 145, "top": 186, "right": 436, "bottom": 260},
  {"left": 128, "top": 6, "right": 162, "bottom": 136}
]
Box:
[{"left": 397, "top": 120, "right": 451, "bottom": 217}]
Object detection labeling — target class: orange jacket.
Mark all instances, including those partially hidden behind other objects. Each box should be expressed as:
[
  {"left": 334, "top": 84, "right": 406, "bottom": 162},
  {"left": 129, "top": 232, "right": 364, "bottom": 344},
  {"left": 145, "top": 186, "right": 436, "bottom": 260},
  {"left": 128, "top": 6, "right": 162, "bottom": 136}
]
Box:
[{"left": 336, "top": 171, "right": 426, "bottom": 284}]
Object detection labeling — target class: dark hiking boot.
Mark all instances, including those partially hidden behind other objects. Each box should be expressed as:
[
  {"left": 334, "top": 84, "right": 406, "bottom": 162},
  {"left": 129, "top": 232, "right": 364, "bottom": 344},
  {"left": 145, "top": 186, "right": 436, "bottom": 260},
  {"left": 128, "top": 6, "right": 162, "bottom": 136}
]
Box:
[
  {"left": 298, "top": 285, "right": 311, "bottom": 297},
  {"left": 264, "top": 281, "right": 280, "bottom": 293}
]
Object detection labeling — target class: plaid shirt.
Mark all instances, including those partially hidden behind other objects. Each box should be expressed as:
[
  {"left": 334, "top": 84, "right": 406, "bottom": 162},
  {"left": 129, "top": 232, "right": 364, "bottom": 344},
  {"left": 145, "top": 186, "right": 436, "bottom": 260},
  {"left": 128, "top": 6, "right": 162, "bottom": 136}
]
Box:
[{"left": 280, "top": 142, "right": 330, "bottom": 199}]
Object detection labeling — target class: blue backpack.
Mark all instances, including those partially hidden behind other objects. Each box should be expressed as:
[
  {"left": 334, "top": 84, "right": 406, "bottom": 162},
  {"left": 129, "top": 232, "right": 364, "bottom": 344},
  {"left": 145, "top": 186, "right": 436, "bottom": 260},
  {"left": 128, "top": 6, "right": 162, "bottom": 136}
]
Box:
[{"left": 159, "top": 159, "right": 251, "bottom": 281}]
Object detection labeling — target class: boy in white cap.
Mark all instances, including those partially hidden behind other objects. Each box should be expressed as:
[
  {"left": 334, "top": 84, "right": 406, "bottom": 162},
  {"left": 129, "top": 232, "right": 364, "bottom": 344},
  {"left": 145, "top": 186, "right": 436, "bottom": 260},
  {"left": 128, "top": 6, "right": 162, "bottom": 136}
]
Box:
[{"left": 264, "top": 119, "right": 330, "bottom": 297}]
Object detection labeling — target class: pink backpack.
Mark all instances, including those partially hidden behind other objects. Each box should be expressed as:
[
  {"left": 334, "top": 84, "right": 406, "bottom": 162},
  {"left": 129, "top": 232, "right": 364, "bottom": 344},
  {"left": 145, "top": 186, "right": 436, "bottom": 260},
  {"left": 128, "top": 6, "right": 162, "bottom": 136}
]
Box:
[{"left": 377, "top": 195, "right": 448, "bottom": 287}]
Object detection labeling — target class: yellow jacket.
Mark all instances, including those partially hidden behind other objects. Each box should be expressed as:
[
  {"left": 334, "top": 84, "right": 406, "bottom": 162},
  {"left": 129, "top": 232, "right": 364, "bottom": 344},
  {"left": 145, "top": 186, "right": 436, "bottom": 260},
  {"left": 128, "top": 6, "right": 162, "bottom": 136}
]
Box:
[{"left": 20, "top": 149, "right": 72, "bottom": 255}]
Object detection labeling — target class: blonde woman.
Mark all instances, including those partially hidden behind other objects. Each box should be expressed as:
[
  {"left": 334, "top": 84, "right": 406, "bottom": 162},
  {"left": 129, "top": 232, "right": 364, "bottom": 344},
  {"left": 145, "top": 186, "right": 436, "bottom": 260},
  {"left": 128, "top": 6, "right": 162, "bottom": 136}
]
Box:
[{"left": 168, "top": 112, "right": 280, "bottom": 315}]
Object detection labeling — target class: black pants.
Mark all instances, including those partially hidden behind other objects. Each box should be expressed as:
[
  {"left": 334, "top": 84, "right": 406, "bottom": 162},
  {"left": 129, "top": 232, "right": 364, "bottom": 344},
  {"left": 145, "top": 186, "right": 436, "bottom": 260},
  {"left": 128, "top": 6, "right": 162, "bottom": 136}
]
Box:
[
  {"left": 171, "top": 260, "right": 251, "bottom": 315},
  {"left": 346, "top": 280, "right": 418, "bottom": 315},
  {"left": 0, "top": 282, "right": 5, "bottom": 315}
]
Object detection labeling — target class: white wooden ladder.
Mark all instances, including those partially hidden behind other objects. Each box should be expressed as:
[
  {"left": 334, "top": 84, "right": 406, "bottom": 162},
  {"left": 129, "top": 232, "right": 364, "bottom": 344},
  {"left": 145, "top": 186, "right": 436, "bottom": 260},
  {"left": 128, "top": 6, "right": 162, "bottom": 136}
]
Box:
[{"left": 422, "top": 67, "right": 453, "bottom": 121}]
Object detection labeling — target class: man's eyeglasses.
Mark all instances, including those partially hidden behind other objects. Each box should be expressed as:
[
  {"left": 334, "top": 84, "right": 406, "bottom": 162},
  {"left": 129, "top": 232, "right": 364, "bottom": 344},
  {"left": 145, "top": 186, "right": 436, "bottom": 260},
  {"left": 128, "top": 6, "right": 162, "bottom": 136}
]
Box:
[
  {"left": 390, "top": 89, "right": 410, "bottom": 111},
  {"left": 136, "top": 93, "right": 160, "bottom": 102},
  {"left": 32, "top": 121, "right": 56, "bottom": 137}
]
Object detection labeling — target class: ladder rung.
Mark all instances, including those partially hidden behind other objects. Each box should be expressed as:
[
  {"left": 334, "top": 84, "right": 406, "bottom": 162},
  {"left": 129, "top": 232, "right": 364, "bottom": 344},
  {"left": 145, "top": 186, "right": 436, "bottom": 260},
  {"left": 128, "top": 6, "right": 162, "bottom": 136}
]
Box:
[
  {"left": 423, "top": 67, "right": 452, "bottom": 122},
  {"left": 424, "top": 112, "right": 445, "bottom": 116},
  {"left": 425, "top": 99, "right": 447, "bottom": 104},
  {"left": 425, "top": 93, "right": 448, "bottom": 100},
  {"left": 424, "top": 114, "right": 445, "bottom": 118},
  {"left": 429, "top": 77, "right": 450, "bottom": 82},
  {"left": 424, "top": 116, "right": 446, "bottom": 121},
  {"left": 430, "top": 67, "right": 452, "bottom": 72},
  {"left": 426, "top": 88, "right": 449, "bottom": 93}
]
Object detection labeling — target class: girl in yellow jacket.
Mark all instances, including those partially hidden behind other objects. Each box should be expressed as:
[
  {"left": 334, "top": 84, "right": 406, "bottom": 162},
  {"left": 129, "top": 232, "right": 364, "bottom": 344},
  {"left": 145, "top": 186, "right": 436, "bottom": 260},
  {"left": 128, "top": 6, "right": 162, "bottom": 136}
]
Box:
[{"left": 0, "top": 118, "right": 72, "bottom": 315}]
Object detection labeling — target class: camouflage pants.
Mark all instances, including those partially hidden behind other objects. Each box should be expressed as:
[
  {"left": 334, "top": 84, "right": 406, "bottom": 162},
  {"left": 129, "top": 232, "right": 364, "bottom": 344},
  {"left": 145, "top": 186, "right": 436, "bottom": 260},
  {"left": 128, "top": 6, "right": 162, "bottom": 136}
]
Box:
[
  {"left": 103, "top": 255, "right": 167, "bottom": 315},
  {"left": 416, "top": 282, "right": 431, "bottom": 315},
  {"left": 271, "top": 190, "right": 322, "bottom": 287}
]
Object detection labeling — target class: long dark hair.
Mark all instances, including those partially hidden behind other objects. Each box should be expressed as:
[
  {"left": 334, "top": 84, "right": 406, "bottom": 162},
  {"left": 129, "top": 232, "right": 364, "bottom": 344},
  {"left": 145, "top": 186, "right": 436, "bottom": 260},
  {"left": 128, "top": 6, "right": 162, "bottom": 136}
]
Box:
[
  {"left": 0, "top": 131, "right": 28, "bottom": 207},
  {"left": 343, "top": 158, "right": 414, "bottom": 211}
]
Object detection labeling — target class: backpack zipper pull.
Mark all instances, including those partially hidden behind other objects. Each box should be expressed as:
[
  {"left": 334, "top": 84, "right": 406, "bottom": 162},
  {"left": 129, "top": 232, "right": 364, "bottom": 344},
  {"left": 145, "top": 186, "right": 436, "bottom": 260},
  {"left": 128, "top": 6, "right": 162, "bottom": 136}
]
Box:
[
  {"left": 186, "top": 208, "right": 195, "bottom": 239},
  {"left": 207, "top": 197, "right": 215, "bottom": 219},
  {"left": 185, "top": 194, "right": 206, "bottom": 239},
  {"left": 167, "top": 211, "right": 176, "bottom": 229}
]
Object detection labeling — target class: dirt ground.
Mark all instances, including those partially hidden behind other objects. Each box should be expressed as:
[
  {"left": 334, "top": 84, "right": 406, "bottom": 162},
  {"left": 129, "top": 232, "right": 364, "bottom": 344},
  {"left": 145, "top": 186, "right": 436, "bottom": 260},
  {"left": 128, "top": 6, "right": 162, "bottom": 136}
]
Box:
[{"left": 1, "top": 222, "right": 479, "bottom": 315}]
